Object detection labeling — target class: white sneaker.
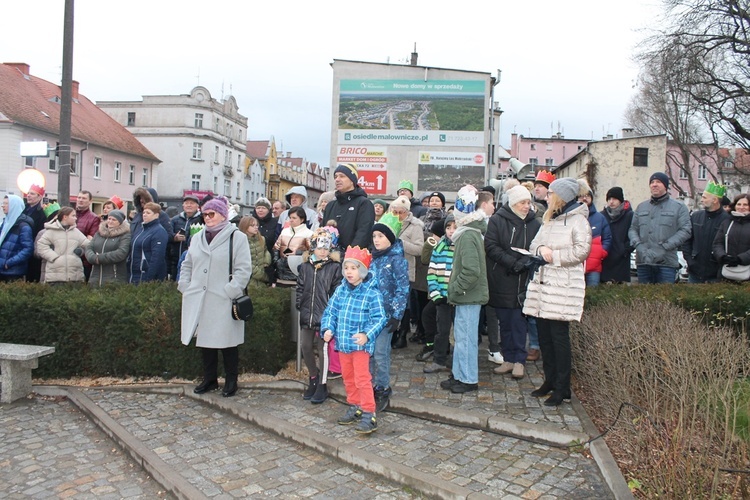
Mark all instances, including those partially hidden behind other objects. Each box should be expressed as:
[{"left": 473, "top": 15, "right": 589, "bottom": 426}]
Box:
[{"left": 487, "top": 351, "right": 504, "bottom": 365}]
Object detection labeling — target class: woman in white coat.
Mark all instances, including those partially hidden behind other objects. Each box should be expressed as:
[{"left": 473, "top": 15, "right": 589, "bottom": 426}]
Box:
[
  {"left": 522, "top": 178, "right": 591, "bottom": 407},
  {"left": 179, "top": 198, "right": 251, "bottom": 397}
]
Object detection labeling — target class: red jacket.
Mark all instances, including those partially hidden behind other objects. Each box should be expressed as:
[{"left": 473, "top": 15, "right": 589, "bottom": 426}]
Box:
[{"left": 76, "top": 208, "right": 100, "bottom": 268}]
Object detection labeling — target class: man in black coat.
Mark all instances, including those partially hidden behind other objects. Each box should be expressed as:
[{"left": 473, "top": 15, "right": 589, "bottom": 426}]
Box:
[
  {"left": 322, "top": 163, "right": 375, "bottom": 251},
  {"left": 682, "top": 181, "right": 731, "bottom": 283}
]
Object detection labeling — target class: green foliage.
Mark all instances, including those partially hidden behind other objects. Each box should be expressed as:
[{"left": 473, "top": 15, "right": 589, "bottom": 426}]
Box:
[
  {"left": 0, "top": 281, "right": 294, "bottom": 379},
  {"left": 585, "top": 282, "right": 750, "bottom": 334}
]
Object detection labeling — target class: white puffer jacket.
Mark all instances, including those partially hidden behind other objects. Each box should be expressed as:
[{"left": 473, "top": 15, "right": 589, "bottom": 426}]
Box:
[{"left": 523, "top": 202, "right": 591, "bottom": 322}]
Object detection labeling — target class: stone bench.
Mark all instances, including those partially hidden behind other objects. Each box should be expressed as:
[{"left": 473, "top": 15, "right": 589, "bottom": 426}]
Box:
[{"left": 0, "top": 343, "right": 55, "bottom": 403}]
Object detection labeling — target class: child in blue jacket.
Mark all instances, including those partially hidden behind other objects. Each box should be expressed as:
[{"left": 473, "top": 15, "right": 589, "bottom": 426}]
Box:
[
  {"left": 321, "top": 246, "right": 386, "bottom": 434},
  {"left": 369, "top": 212, "right": 409, "bottom": 412}
]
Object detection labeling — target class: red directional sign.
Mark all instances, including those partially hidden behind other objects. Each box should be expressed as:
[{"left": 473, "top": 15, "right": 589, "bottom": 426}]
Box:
[{"left": 358, "top": 170, "right": 387, "bottom": 195}]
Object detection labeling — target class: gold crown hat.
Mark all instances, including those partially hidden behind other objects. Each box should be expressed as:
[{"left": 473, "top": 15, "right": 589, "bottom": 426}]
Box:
[
  {"left": 343, "top": 246, "right": 372, "bottom": 275},
  {"left": 704, "top": 181, "right": 726, "bottom": 198}
]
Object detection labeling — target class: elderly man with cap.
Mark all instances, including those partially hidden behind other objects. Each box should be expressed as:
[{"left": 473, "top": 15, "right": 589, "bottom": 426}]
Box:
[
  {"left": 23, "top": 184, "right": 47, "bottom": 282},
  {"left": 396, "top": 180, "right": 427, "bottom": 218},
  {"left": 682, "top": 181, "right": 731, "bottom": 283},
  {"left": 600, "top": 187, "right": 635, "bottom": 283},
  {"left": 628, "top": 172, "right": 691, "bottom": 284},
  {"left": 253, "top": 197, "right": 278, "bottom": 254},
  {"left": 322, "top": 163, "right": 375, "bottom": 251},
  {"left": 169, "top": 193, "right": 204, "bottom": 280}
]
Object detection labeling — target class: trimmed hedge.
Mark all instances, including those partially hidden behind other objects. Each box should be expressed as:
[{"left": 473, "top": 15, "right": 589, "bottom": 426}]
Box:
[
  {"left": 584, "top": 281, "right": 750, "bottom": 333},
  {"left": 0, "top": 281, "right": 294, "bottom": 379}
]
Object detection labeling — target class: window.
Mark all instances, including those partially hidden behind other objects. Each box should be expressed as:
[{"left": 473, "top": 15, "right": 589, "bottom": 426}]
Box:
[
  {"left": 237, "top": 154, "right": 242, "bottom": 171},
  {"left": 214, "top": 145, "right": 220, "bottom": 163},
  {"left": 633, "top": 147, "right": 649, "bottom": 167},
  {"left": 245, "top": 190, "right": 250, "bottom": 205},
  {"left": 530, "top": 144, "right": 536, "bottom": 151},
  {"left": 679, "top": 168, "right": 688, "bottom": 179},
  {"left": 114, "top": 162, "right": 121, "bottom": 182},
  {"left": 529, "top": 158, "right": 538, "bottom": 167},
  {"left": 236, "top": 182, "right": 241, "bottom": 199},
  {"left": 191, "top": 174, "right": 201, "bottom": 191},
  {"left": 238, "top": 129, "right": 243, "bottom": 141},
  {"left": 223, "top": 179, "right": 231, "bottom": 196},
  {"left": 698, "top": 164, "right": 708, "bottom": 180},
  {"left": 546, "top": 143, "right": 553, "bottom": 151},
  {"left": 224, "top": 150, "right": 231, "bottom": 166},
  {"left": 215, "top": 118, "right": 220, "bottom": 131},
  {"left": 25, "top": 156, "right": 33, "bottom": 167},
  {"left": 142, "top": 168, "right": 148, "bottom": 186},
  {"left": 49, "top": 158, "right": 57, "bottom": 172},
  {"left": 127, "top": 112, "right": 136, "bottom": 126},
  {"left": 129, "top": 165, "right": 135, "bottom": 185},
  {"left": 70, "top": 152, "right": 79, "bottom": 175},
  {"left": 194, "top": 113, "right": 203, "bottom": 128},
  {"left": 213, "top": 177, "right": 218, "bottom": 193},
  {"left": 192, "top": 142, "right": 203, "bottom": 160},
  {"left": 545, "top": 158, "right": 554, "bottom": 167},
  {"left": 93, "top": 157, "right": 102, "bottom": 179}
]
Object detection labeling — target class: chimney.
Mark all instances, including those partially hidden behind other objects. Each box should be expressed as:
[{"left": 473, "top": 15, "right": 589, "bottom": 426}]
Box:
[
  {"left": 410, "top": 43, "right": 418, "bottom": 66},
  {"left": 71, "top": 80, "right": 79, "bottom": 100},
  {"left": 6, "top": 62, "right": 30, "bottom": 76}
]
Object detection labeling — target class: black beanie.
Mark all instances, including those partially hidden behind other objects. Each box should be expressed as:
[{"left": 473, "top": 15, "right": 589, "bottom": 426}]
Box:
[
  {"left": 431, "top": 218, "right": 446, "bottom": 238},
  {"left": 372, "top": 222, "right": 397, "bottom": 244},
  {"left": 649, "top": 172, "right": 670, "bottom": 190},
  {"left": 605, "top": 187, "right": 624, "bottom": 203}
]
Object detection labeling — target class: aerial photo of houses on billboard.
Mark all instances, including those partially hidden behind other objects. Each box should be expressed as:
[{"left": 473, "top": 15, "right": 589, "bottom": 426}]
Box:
[{"left": 337, "top": 79, "right": 485, "bottom": 147}]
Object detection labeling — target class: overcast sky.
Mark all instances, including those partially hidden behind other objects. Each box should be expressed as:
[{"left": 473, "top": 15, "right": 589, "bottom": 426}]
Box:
[{"left": 1, "top": 0, "right": 661, "bottom": 165}]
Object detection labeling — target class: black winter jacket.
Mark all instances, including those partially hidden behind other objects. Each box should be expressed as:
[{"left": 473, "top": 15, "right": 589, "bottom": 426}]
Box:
[
  {"left": 712, "top": 213, "right": 750, "bottom": 270},
  {"left": 253, "top": 209, "right": 278, "bottom": 254},
  {"left": 295, "top": 255, "right": 343, "bottom": 329},
  {"left": 683, "top": 207, "right": 731, "bottom": 280},
  {"left": 484, "top": 205, "right": 541, "bottom": 309},
  {"left": 322, "top": 187, "right": 375, "bottom": 251},
  {"left": 601, "top": 203, "right": 635, "bottom": 283}
]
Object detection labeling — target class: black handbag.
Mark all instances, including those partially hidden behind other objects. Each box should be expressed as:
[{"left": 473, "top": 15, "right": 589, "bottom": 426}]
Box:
[{"left": 229, "top": 231, "right": 253, "bottom": 321}]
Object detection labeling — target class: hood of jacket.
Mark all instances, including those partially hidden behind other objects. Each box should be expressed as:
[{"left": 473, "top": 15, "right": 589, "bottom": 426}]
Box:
[
  {"left": 0, "top": 194, "right": 25, "bottom": 247},
  {"left": 133, "top": 187, "right": 154, "bottom": 214},
  {"left": 44, "top": 219, "right": 75, "bottom": 231},
  {"left": 285, "top": 186, "right": 309, "bottom": 207},
  {"left": 98, "top": 219, "right": 131, "bottom": 238}
]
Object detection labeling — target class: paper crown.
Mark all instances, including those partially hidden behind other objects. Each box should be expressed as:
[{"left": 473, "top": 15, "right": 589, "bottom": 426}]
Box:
[
  {"left": 28, "top": 184, "right": 45, "bottom": 196},
  {"left": 704, "top": 181, "right": 726, "bottom": 198},
  {"left": 535, "top": 170, "right": 556, "bottom": 185},
  {"left": 397, "top": 179, "right": 414, "bottom": 193},
  {"left": 344, "top": 245, "right": 372, "bottom": 270},
  {"left": 375, "top": 212, "right": 402, "bottom": 238},
  {"left": 43, "top": 202, "right": 60, "bottom": 218},
  {"left": 109, "top": 195, "right": 124, "bottom": 209}
]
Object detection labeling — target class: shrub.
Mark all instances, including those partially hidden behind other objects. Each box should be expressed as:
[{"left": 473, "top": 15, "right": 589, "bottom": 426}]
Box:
[
  {"left": 572, "top": 298, "right": 750, "bottom": 497},
  {"left": 0, "top": 281, "right": 294, "bottom": 379}
]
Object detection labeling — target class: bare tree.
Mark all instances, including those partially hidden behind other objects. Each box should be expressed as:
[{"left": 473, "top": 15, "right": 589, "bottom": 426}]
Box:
[{"left": 625, "top": 40, "right": 710, "bottom": 202}]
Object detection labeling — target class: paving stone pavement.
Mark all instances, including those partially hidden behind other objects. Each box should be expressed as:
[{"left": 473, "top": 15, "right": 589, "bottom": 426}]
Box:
[{"left": 0, "top": 337, "right": 626, "bottom": 499}]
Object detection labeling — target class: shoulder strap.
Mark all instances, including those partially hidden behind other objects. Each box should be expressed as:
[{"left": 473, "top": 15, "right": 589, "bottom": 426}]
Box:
[
  {"left": 726, "top": 221, "right": 734, "bottom": 251},
  {"left": 229, "top": 230, "right": 235, "bottom": 282}
]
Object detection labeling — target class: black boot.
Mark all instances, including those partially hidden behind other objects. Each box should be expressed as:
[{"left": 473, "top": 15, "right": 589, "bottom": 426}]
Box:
[
  {"left": 194, "top": 379, "right": 219, "bottom": 394},
  {"left": 303, "top": 376, "right": 318, "bottom": 400},
  {"left": 222, "top": 379, "right": 238, "bottom": 397},
  {"left": 311, "top": 383, "right": 328, "bottom": 404},
  {"left": 530, "top": 380, "right": 553, "bottom": 397}
]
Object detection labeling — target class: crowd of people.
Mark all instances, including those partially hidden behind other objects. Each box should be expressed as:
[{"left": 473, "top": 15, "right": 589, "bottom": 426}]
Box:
[{"left": 1, "top": 164, "right": 748, "bottom": 434}]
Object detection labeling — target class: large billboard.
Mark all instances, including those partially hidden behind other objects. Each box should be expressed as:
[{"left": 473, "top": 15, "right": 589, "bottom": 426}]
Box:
[
  {"left": 337, "top": 79, "right": 485, "bottom": 147},
  {"left": 418, "top": 151, "right": 486, "bottom": 192}
]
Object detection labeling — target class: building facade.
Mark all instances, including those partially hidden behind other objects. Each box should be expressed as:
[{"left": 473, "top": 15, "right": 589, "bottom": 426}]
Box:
[
  {"left": 98, "top": 86, "right": 249, "bottom": 210},
  {"left": 0, "top": 62, "right": 159, "bottom": 210}
]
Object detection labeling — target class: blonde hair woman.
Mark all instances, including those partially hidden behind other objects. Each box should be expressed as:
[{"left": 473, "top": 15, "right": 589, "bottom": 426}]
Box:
[{"left": 522, "top": 178, "right": 591, "bottom": 406}]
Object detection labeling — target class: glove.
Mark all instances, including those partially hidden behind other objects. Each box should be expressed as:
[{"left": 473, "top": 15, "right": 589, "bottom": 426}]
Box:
[
  {"left": 434, "top": 297, "right": 447, "bottom": 305},
  {"left": 386, "top": 318, "right": 400, "bottom": 332},
  {"left": 73, "top": 247, "right": 83, "bottom": 257},
  {"left": 510, "top": 259, "right": 526, "bottom": 274},
  {"left": 723, "top": 255, "right": 741, "bottom": 267}
]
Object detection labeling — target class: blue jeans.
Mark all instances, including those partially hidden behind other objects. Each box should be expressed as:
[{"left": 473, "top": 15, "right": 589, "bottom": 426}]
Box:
[
  {"left": 527, "top": 316, "right": 540, "bottom": 350},
  {"left": 585, "top": 272, "right": 600, "bottom": 287},
  {"left": 452, "top": 304, "right": 481, "bottom": 384},
  {"left": 496, "top": 308, "right": 527, "bottom": 364},
  {"left": 369, "top": 327, "right": 392, "bottom": 388},
  {"left": 637, "top": 265, "right": 676, "bottom": 284}
]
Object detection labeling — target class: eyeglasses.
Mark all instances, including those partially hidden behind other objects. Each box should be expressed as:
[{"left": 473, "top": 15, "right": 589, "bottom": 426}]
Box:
[{"left": 204, "top": 211, "right": 217, "bottom": 219}]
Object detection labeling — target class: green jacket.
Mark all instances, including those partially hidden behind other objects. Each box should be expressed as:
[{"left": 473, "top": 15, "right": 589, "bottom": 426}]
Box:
[{"left": 448, "top": 217, "right": 488, "bottom": 305}]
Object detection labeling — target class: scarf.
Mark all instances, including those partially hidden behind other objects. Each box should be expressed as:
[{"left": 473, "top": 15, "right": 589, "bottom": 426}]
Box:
[{"left": 205, "top": 221, "right": 229, "bottom": 244}]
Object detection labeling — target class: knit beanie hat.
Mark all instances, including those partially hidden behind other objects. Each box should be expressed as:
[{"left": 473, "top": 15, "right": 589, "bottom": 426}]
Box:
[
  {"left": 649, "top": 172, "right": 670, "bottom": 190},
  {"left": 454, "top": 185, "right": 478, "bottom": 217},
  {"left": 343, "top": 246, "right": 372, "bottom": 279},
  {"left": 202, "top": 197, "right": 229, "bottom": 220},
  {"left": 389, "top": 195, "right": 411, "bottom": 213},
  {"left": 549, "top": 178, "right": 580, "bottom": 203},
  {"left": 506, "top": 185, "right": 531, "bottom": 207},
  {"left": 254, "top": 197, "right": 272, "bottom": 210},
  {"left": 430, "top": 218, "right": 446, "bottom": 238},
  {"left": 372, "top": 199, "right": 388, "bottom": 212},
  {"left": 108, "top": 210, "right": 126, "bottom": 224},
  {"left": 311, "top": 225, "right": 339, "bottom": 251},
  {"left": 428, "top": 192, "right": 446, "bottom": 207},
  {"left": 606, "top": 187, "right": 624, "bottom": 203},
  {"left": 334, "top": 163, "right": 358, "bottom": 186},
  {"left": 577, "top": 178, "right": 594, "bottom": 199},
  {"left": 372, "top": 212, "right": 402, "bottom": 244}
]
